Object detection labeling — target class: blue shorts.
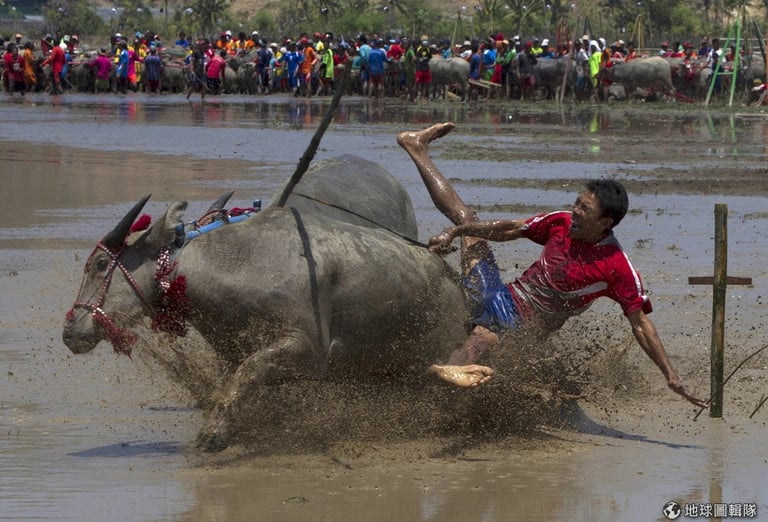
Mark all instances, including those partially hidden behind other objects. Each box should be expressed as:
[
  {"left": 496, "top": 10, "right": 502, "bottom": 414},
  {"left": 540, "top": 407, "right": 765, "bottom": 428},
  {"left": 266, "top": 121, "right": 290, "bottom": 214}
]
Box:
[{"left": 462, "top": 250, "right": 521, "bottom": 333}]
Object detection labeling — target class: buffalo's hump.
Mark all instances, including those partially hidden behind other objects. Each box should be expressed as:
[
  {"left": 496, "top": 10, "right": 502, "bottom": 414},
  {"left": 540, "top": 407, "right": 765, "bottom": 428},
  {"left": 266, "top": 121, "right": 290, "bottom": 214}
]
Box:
[{"left": 269, "top": 154, "right": 418, "bottom": 240}]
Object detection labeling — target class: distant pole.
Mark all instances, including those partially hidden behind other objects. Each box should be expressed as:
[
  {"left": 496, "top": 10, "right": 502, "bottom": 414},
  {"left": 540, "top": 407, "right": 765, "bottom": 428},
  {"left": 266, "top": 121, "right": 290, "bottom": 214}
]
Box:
[{"left": 710, "top": 204, "right": 727, "bottom": 417}]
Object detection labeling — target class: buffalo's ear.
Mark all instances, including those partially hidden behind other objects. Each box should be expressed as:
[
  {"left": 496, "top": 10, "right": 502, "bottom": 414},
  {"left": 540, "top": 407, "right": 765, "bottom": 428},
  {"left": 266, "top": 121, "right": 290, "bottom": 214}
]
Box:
[
  {"left": 103, "top": 194, "right": 151, "bottom": 249},
  {"left": 142, "top": 201, "right": 188, "bottom": 251}
]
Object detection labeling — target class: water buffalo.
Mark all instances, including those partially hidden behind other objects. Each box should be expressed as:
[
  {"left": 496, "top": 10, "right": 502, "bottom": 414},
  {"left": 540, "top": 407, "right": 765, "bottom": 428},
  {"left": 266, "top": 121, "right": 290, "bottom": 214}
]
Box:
[
  {"left": 732, "top": 52, "right": 766, "bottom": 99},
  {"left": 430, "top": 57, "right": 470, "bottom": 100},
  {"left": 222, "top": 66, "right": 238, "bottom": 94},
  {"left": 534, "top": 56, "right": 574, "bottom": 100},
  {"left": 665, "top": 57, "right": 709, "bottom": 99},
  {"left": 599, "top": 56, "right": 675, "bottom": 101},
  {"left": 382, "top": 60, "right": 402, "bottom": 97},
  {"left": 161, "top": 62, "right": 187, "bottom": 93},
  {"left": 68, "top": 60, "right": 95, "bottom": 92},
  {"left": 746, "top": 52, "right": 766, "bottom": 83},
  {"left": 236, "top": 62, "right": 259, "bottom": 94},
  {"left": 62, "top": 155, "right": 467, "bottom": 451}
]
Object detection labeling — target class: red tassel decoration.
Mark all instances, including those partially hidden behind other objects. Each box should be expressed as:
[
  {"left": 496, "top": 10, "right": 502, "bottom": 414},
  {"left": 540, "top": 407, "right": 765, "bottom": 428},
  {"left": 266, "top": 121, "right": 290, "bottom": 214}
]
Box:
[
  {"left": 130, "top": 214, "right": 152, "bottom": 233},
  {"left": 152, "top": 274, "right": 191, "bottom": 336},
  {"left": 93, "top": 313, "right": 137, "bottom": 357}
]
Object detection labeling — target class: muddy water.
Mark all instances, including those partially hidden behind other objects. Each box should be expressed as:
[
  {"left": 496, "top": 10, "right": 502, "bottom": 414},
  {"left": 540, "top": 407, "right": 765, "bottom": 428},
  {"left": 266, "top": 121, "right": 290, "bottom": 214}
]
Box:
[{"left": 1, "top": 93, "right": 768, "bottom": 521}]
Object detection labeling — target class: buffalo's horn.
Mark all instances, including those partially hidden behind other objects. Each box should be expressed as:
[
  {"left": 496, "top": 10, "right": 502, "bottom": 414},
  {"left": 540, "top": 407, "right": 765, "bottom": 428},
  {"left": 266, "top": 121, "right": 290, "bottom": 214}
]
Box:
[
  {"left": 102, "top": 194, "right": 152, "bottom": 249},
  {"left": 207, "top": 191, "right": 234, "bottom": 212}
]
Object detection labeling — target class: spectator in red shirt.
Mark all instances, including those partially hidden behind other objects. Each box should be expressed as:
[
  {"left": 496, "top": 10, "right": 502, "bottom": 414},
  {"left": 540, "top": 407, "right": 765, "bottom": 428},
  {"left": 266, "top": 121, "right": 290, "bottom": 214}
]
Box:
[
  {"left": 206, "top": 49, "right": 227, "bottom": 94},
  {"left": 386, "top": 38, "right": 404, "bottom": 61},
  {"left": 3, "top": 44, "right": 25, "bottom": 95},
  {"left": 42, "top": 41, "right": 66, "bottom": 94}
]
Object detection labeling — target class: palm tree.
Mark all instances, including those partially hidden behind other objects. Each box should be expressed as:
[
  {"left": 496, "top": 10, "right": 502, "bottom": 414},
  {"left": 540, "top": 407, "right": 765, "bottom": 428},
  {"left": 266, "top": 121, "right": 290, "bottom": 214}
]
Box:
[
  {"left": 504, "top": 0, "right": 544, "bottom": 36},
  {"left": 186, "top": 0, "right": 230, "bottom": 36}
]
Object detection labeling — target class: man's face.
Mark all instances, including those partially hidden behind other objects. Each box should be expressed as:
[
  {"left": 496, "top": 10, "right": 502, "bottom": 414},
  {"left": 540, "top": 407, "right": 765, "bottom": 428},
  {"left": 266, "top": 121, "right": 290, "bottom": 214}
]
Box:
[{"left": 570, "top": 191, "right": 613, "bottom": 242}]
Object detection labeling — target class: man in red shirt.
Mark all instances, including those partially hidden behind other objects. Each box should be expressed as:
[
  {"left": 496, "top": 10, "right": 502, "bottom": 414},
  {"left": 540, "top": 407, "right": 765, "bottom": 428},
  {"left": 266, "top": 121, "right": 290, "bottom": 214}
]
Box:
[
  {"left": 386, "top": 38, "right": 404, "bottom": 61},
  {"left": 3, "top": 44, "right": 25, "bottom": 95},
  {"left": 397, "top": 122, "right": 706, "bottom": 408},
  {"left": 42, "top": 41, "right": 66, "bottom": 94},
  {"left": 206, "top": 49, "right": 227, "bottom": 94}
]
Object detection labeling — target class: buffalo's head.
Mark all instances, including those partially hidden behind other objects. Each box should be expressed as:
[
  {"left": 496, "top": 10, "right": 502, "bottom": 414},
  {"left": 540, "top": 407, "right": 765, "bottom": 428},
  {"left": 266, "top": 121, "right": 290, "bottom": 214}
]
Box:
[{"left": 63, "top": 196, "right": 187, "bottom": 355}]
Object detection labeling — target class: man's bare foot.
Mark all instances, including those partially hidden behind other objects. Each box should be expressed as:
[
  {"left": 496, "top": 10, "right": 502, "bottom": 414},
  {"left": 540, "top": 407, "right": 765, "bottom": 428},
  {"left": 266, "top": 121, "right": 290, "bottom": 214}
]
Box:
[
  {"left": 396, "top": 122, "right": 456, "bottom": 154},
  {"left": 428, "top": 364, "right": 495, "bottom": 388}
]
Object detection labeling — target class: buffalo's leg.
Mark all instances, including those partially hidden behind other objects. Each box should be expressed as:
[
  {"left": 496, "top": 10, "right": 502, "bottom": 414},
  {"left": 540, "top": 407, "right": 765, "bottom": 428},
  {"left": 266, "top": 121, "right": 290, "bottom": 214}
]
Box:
[{"left": 196, "top": 332, "right": 327, "bottom": 452}]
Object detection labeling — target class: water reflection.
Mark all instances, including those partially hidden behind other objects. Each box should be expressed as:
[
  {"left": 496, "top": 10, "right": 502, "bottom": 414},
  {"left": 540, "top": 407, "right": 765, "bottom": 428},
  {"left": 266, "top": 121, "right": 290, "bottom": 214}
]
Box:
[{"left": 9, "top": 94, "right": 768, "bottom": 161}]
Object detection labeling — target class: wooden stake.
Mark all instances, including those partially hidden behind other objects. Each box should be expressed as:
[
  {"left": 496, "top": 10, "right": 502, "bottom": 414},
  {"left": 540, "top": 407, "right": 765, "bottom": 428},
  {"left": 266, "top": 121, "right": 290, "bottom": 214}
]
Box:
[
  {"left": 688, "top": 204, "right": 753, "bottom": 418},
  {"left": 710, "top": 203, "right": 727, "bottom": 417}
]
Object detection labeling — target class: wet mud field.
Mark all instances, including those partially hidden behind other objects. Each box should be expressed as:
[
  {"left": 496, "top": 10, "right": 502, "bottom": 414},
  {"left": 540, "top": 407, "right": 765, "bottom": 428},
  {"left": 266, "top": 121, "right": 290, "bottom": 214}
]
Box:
[{"left": 1, "top": 93, "right": 768, "bottom": 521}]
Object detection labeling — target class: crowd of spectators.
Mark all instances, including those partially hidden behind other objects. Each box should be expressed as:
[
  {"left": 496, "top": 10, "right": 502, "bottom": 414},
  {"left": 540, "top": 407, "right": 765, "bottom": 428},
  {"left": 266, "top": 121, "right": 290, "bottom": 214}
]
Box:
[{"left": 1, "top": 27, "right": 751, "bottom": 103}]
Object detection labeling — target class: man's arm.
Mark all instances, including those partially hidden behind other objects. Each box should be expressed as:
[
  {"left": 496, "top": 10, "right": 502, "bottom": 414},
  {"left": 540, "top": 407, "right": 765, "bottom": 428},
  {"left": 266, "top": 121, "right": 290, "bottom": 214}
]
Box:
[
  {"left": 428, "top": 219, "right": 526, "bottom": 253},
  {"left": 627, "top": 310, "right": 708, "bottom": 408}
]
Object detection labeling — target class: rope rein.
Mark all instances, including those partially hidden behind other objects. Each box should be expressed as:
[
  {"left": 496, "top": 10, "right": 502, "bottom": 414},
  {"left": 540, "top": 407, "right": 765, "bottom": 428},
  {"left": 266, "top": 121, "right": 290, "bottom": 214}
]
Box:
[{"left": 70, "top": 241, "right": 156, "bottom": 356}]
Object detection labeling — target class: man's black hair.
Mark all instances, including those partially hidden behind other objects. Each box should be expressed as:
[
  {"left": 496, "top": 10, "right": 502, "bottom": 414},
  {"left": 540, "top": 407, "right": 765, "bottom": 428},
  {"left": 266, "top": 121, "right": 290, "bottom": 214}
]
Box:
[{"left": 586, "top": 179, "right": 628, "bottom": 228}]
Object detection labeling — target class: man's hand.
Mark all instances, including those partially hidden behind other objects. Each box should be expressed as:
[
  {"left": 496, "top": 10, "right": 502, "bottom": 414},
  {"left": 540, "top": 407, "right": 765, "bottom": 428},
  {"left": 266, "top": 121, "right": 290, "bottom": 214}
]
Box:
[
  {"left": 627, "top": 310, "right": 709, "bottom": 409},
  {"left": 428, "top": 229, "right": 455, "bottom": 255},
  {"left": 668, "top": 375, "right": 709, "bottom": 408}
]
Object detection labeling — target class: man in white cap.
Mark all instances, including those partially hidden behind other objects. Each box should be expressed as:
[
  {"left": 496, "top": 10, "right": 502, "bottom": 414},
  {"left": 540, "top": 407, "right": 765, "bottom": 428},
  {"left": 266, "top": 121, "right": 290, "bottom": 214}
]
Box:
[
  {"left": 612, "top": 39, "right": 626, "bottom": 59},
  {"left": 460, "top": 40, "right": 472, "bottom": 60},
  {"left": 540, "top": 38, "right": 555, "bottom": 59}
]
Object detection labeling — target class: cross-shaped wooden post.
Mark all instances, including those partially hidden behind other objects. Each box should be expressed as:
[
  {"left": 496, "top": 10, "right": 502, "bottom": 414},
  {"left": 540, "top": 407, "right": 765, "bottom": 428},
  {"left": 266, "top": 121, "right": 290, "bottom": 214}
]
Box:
[{"left": 688, "top": 203, "right": 752, "bottom": 418}]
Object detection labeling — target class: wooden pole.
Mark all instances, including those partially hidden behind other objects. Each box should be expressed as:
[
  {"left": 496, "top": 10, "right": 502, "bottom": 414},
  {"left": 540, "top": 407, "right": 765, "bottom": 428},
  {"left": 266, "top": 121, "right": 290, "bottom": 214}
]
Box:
[
  {"left": 752, "top": 20, "right": 767, "bottom": 82},
  {"left": 710, "top": 203, "right": 727, "bottom": 417},
  {"left": 559, "top": 14, "right": 579, "bottom": 104},
  {"left": 688, "top": 204, "right": 751, "bottom": 419}
]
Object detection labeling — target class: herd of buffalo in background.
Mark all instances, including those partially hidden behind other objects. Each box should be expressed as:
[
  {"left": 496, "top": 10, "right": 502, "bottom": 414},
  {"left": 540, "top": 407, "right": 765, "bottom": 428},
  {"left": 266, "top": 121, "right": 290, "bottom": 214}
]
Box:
[{"left": 3, "top": 32, "right": 767, "bottom": 104}]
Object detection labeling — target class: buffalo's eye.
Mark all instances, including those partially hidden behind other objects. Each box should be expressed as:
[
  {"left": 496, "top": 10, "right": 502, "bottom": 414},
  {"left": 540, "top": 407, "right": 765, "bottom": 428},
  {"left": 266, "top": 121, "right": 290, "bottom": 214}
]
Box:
[{"left": 95, "top": 257, "right": 110, "bottom": 271}]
